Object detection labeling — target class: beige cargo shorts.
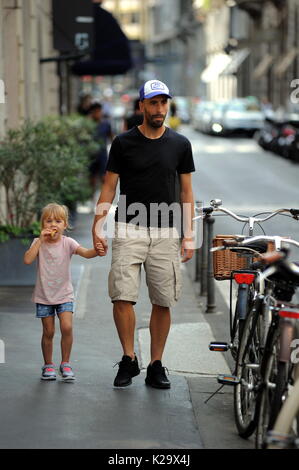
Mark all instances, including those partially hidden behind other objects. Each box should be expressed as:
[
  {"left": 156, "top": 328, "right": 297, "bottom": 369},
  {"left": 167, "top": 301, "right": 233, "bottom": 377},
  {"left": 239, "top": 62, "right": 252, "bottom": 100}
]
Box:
[{"left": 108, "top": 222, "right": 182, "bottom": 307}]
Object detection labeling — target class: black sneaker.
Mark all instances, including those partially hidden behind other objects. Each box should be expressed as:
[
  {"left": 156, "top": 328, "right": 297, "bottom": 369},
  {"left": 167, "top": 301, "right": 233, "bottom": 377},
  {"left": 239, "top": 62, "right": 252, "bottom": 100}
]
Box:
[
  {"left": 113, "top": 355, "right": 140, "bottom": 387},
  {"left": 145, "top": 360, "right": 171, "bottom": 389}
]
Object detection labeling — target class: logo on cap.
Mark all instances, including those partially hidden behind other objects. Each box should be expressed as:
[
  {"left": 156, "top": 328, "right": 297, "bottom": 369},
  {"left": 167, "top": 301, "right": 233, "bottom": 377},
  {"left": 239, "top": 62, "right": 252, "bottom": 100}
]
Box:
[{"left": 151, "top": 81, "right": 165, "bottom": 91}]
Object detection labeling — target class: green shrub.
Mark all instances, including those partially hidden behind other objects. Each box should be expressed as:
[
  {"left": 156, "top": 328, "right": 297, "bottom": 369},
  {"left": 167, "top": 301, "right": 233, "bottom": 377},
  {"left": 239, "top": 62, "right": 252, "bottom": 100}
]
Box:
[{"left": 0, "top": 115, "right": 97, "bottom": 237}]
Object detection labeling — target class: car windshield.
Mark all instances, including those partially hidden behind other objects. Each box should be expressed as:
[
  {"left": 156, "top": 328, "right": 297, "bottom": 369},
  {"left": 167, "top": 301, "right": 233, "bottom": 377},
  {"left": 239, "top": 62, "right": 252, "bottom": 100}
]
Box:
[{"left": 227, "top": 100, "right": 261, "bottom": 112}]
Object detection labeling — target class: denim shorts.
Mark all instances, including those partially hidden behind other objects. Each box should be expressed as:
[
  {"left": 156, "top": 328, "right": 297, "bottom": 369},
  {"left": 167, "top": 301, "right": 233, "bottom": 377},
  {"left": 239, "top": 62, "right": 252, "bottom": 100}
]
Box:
[{"left": 36, "top": 302, "right": 74, "bottom": 318}]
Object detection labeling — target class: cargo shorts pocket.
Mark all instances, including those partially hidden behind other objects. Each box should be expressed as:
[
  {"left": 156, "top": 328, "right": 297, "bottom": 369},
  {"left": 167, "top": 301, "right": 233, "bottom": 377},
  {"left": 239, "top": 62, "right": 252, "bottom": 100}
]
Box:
[{"left": 172, "top": 260, "right": 182, "bottom": 301}]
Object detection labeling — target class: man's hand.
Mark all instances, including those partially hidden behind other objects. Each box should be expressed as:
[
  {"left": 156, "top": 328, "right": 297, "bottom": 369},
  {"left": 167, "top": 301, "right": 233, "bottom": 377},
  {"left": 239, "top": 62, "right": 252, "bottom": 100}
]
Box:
[
  {"left": 92, "top": 216, "right": 109, "bottom": 257},
  {"left": 91, "top": 171, "right": 119, "bottom": 257},
  {"left": 181, "top": 237, "right": 194, "bottom": 263}
]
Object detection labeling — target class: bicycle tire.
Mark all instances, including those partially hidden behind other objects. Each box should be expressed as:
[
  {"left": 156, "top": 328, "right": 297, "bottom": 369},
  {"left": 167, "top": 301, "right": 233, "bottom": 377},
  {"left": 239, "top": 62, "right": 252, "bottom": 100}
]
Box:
[
  {"left": 255, "top": 325, "right": 286, "bottom": 448},
  {"left": 234, "top": 298, "right": 263, "bottom": 438},
  {"left": 269, "top": 361, "right": 288, "bottom": 428},
  {"left": 269, "top": 378, "right": 299, "bottom": 448}
]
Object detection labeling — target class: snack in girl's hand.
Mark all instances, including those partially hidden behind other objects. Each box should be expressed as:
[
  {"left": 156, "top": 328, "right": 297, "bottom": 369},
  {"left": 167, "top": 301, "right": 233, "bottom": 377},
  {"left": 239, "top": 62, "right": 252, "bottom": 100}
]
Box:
[{"left": 51, "top": 229, "right": 57, "bottom": 238}]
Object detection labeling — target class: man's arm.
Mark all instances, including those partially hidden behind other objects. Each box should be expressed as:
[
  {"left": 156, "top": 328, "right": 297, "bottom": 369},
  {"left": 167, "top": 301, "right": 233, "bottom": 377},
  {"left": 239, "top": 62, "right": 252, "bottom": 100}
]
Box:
[
  {"left": 92, "top": 171, "right": 119, "bottom": 256},
  {"left": 179, "top": 173, "right": 195, "bottom": 263}
]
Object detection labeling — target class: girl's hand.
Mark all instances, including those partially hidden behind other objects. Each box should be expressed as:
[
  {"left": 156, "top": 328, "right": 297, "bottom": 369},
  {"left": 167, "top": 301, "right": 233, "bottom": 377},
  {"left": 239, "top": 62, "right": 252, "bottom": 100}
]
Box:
[{"left": 39, "top": 228, "right": 53, "bottom": 242}]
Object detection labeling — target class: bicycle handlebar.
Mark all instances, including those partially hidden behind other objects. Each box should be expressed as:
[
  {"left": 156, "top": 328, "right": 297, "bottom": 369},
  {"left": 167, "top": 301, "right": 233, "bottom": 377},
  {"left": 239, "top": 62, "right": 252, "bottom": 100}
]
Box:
[
  {"left": 194, "top": 202, "right": 299, "bottom": 224},
  {"left": 239, "top": 236, "right": 299, "bottom": 250}
]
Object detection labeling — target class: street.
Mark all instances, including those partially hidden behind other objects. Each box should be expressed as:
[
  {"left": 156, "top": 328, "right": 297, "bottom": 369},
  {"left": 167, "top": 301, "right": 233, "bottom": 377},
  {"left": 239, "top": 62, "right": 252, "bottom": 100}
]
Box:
[{"left": 1, "top": 126, "right": 299, "bottom": 452}]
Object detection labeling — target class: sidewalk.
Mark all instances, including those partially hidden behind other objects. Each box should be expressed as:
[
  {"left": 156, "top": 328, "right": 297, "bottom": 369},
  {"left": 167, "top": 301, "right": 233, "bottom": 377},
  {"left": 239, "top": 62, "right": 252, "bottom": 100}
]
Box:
[{"left": 0, "top": 209, "right": 252, "bottom": 449}]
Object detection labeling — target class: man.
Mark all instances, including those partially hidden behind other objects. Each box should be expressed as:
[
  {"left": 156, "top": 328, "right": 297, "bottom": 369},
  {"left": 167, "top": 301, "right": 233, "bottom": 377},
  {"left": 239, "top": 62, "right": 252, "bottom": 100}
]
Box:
[
  {"left": 88, "top": 102, "right": 113, "bottom": 192},
  {"left": 92, "top": 79, "right": 195, "bottom": 389},
  {"left": 123, "top": 97, "right": 144, "bottom": 131}
]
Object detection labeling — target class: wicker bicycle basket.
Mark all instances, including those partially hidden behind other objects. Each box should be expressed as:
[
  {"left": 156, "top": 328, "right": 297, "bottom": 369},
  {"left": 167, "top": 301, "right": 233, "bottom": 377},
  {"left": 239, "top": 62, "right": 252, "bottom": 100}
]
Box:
[{"left": 212, "top": 234, "right": 275, "bottom": 281}]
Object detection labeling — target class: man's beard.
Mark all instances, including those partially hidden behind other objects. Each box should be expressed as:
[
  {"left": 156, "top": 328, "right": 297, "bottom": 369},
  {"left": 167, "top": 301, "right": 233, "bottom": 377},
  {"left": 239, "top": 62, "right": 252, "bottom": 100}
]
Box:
[{"left": 144, "top": 110, "right": 166, "bottom": 128}]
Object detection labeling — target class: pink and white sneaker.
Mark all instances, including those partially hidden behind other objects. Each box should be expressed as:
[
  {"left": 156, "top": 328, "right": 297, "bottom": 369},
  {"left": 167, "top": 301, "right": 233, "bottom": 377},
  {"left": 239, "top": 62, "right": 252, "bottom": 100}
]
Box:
[
  {"left": 59, "top": 362, "right": 75, "bottom": 381},
  {"left": 41, "top": 364, "right": 56, "bottom": 381}
]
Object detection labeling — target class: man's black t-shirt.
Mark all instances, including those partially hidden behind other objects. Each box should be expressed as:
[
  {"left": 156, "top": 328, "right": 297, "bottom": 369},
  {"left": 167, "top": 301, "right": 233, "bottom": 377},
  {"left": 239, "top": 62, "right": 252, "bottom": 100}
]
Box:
[{"left": 106, "top": 126, "right": 195, "bottom": 227}]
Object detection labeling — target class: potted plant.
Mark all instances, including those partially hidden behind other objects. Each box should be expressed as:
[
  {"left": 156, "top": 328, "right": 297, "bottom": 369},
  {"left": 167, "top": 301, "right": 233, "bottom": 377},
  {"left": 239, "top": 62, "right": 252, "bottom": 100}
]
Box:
[{"left": 0, "top": 116, "right": 97, "bottom": 285}]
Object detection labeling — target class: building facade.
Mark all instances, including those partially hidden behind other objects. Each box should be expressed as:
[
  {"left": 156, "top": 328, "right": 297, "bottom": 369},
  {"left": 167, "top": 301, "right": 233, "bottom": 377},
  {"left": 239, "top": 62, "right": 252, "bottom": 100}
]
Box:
[
  {"left": 199, "top": 0, "right": 299, "bottom": 109},
  {"left": 0, "top": 0, "right": 59, "bottom": 138},
  {"left": 142, "top": 0, "right": 201, "bottom": 97},
  {"left": 234, "top": 0, "right": 299, "bottom": 110}
]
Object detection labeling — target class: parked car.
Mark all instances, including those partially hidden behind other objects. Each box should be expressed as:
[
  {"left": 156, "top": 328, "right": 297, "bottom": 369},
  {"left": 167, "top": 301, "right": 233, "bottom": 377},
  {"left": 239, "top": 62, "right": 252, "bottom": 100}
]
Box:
[
  {"left": 173, "top": 96, "right": 192, "bottom": 124},
  {"left": 286, "top": 123, "right": 299, "bottom": 162},
  {"left": 275, "top": 116, "right": 299, "bottom": 161},
  {"left": 208, "top": 101, "right": 229, "bottom": 135},
  {"left": 257, "top": 112, "right": 299, "bottom": 162},
  {"left": 192, "top": 101, "right": 215, "bottom": 133},
  {"left": 257, "top": 116, "right": 284, "bottom": 152},
  {"left": 214, "top": 98, "right": 264, "bottom": 136}
]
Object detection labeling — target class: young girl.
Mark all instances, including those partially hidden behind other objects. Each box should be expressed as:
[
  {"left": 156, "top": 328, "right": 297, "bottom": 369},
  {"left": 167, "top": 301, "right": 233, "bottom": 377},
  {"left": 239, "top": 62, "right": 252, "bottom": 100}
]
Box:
[{"left": 24, "top": 203, "right": 100, "bottom": 381}]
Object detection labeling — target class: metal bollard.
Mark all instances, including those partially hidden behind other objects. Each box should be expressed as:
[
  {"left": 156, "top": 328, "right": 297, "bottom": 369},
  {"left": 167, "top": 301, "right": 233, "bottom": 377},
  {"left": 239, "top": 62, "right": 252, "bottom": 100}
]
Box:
[
  {"left": 206, "top": 216, "right": 217, "bottom": 313},
  {"left": 194, "top": 200, "right": 203, "bottom": 282},
  {"left": 200, "top": 217, "right": 208, "bottom": 296},
  {"left": 195, "top": 239, "right": 201, "bottom": 282}
]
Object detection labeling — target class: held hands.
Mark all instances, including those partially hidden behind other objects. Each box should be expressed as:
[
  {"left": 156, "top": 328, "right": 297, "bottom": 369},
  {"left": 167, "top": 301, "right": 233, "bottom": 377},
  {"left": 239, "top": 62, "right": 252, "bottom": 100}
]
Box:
[{"left": 94, "top": 237, "right": 108, "bottom": 257}]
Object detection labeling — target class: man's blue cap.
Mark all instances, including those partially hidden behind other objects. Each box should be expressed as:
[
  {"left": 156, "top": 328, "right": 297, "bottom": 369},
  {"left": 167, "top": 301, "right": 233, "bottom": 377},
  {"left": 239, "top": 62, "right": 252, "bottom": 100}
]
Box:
[{"left": 139, "top": 79, "right": 172, "bottom": 101}]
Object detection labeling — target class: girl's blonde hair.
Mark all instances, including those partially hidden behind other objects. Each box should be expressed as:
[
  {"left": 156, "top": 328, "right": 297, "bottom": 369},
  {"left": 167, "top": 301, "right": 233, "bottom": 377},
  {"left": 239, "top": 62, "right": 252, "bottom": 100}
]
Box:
[{"left": 40, "top": 203, "right": 70, "bottom": 229}]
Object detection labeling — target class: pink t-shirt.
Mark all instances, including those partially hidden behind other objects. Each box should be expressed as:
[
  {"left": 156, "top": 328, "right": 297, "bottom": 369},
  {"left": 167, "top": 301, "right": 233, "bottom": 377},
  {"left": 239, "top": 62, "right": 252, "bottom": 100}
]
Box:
[{"left": 31, "top": 235, "right": 80, "bottom": 305}]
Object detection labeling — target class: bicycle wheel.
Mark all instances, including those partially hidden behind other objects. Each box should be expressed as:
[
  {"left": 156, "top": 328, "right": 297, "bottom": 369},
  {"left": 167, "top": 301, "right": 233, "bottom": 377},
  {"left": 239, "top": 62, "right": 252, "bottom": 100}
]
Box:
[
  {"left": 234, "top": 297, "right": 263, "bottom": 438},
  {"left": 255, "top": 325, "right": 289, "bottom": 448},
  {"left": 266, "top": 330, "right": 299, "bottom": 448},
  {"left": 268, "top": 378, "right": 299, "bottom": 448}
]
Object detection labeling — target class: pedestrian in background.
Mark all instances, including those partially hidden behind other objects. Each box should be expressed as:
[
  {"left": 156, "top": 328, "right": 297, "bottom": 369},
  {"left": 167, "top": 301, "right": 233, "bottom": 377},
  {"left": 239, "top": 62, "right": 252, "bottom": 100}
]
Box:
[
  {"left": 88, "top": 102, "right": 114, "bottom": 195},
  {"left": 123, "top": 97, "right": 144, "bottom": 130},
  {"left": 92, "top": 79, "right": 195, "bottom": 390},
  {"left": 77, "top": 93, "right": 93, "bottom": 116},
  {"left": 24, "top": 203, "right": 101, "bottom": 381},
  {"left": 168, "top": 101, "right": 181, "bottom": 131}
]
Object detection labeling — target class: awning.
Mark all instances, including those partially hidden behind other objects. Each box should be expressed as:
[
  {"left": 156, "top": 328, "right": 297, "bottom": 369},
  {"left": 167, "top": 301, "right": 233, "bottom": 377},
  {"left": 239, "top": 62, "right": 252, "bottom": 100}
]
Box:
[
  {"left": 221, "top": 48, "right": 250, "bottom": 75},
  {"left": 72, "top": 5, "right": 132, "bottom": 76},
  {"left": 273, "top": 47, "right": 298, "bottom": 77},
  {"left": 252, "top": 53, "right": 274, "bottom": 79},
  {"left": 201, "top": 53, "right": 232, "bottom": 83}
]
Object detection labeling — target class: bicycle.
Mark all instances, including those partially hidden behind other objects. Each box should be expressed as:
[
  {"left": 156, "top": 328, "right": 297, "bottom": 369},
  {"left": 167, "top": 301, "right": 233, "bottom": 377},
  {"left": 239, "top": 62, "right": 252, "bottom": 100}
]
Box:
[
  {"left": 193, "top": 203, "right": 299, "bottom": 438},
  {"left": 194, "top": 200, "right": 299, "bottom": 361},
  {"left": 248, "top": 248, "right": 299, "bottom": 448},
  {"left": 217, "top": 238, "right": 299, "bottom": 441}
]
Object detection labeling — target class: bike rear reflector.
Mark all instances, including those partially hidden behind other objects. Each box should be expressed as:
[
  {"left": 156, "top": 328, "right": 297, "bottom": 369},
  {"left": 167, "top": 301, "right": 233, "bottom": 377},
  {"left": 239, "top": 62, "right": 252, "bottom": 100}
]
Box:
[
  {"left": 279, "top": 310, "right": 299, "bottom": 319},
  {"left": 233, "top": 273, "right": 255, "bottom": 285}
]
